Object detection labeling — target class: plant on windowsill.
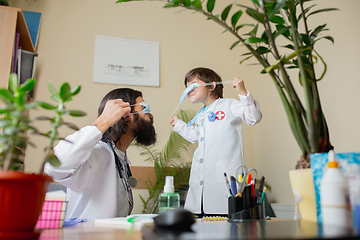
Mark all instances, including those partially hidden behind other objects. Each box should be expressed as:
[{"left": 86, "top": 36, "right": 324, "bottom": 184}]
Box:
[{"left": 0, "top": 73, "right": 86, "bottom": 237}]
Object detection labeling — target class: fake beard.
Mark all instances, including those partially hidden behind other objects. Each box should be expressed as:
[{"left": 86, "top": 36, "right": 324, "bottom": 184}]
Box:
[{"left": 132, "top": 114, "right": 157, "bottom": 146}]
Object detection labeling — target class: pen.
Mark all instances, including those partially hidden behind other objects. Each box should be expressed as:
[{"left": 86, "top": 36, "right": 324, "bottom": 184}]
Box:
[
  {"left": 247, "top": 174, "right": 255, "bottom": 201},
  {"left": 257, "top": 176, "right": 265, "bottom": 203},
  {"left": 260, "top": 187, "right": 267, "bottom": 204},
  {"left": 224, "top": 173, "right": 233, "bottom": 195},
  {"left": 230, "top": 176, "right": 237, "bottom": 196}
]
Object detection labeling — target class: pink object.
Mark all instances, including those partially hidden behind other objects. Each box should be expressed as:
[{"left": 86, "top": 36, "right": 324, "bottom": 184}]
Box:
[{"left": 35, "top": 200, "right": 67, "bottom": 229}]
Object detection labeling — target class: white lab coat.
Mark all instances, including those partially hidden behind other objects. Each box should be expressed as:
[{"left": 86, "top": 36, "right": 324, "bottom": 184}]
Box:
[
  {"left": 44, "top": 126, "right": 132, "bottom": 219},
  {"left": 173, "top": 92, "right": 261, "bottom": 214}
]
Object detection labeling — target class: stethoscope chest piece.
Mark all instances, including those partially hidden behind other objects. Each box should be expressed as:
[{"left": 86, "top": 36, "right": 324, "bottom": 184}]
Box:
[
  {"left": 208, "top": 112, "right": 216, "bottom": 122},
  {"left": 128, "top": 177, "right": 138, "bottom": 188}
]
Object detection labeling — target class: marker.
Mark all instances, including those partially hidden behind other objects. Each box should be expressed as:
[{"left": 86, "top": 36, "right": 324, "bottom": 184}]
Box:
[
  {"left": 257, "top": 176, "right": 265, "bottom": 203},
  {"left": 224, "top": 173, "right": 233, "bottom": 195},
  {"left": 230, "top": 176, "right": 237, "bottom": 196},
  {"left": 260, "top": 187, "right": 267, "bottom": 204}
]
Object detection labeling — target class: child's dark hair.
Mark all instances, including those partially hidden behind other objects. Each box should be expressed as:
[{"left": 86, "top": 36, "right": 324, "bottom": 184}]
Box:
[{"left": 184, "top": 67, "right": 223, "bottom": 98}]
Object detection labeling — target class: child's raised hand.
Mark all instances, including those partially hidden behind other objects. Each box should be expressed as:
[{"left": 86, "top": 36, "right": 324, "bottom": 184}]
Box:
[
  {"left": 233, "top": 77, "right": 248, "bottom": 96},
  {"left": 170, "top": 114, "right": 179, "bottom": 127}
]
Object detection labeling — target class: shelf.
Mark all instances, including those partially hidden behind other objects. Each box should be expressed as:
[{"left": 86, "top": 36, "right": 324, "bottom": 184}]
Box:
[{"left": 0, "top": 6, "right": 35, "bottom": 88}]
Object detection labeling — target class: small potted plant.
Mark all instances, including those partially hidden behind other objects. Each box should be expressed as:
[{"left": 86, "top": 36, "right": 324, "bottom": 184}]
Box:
[{"left": 0, "top": 73, "right": 86, "bottom": 238}]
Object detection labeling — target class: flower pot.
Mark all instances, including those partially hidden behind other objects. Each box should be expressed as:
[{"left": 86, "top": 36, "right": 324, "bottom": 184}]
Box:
[
  {"left": 0, "top": 171, "right": 52, "bottom": 239},
  {"left": 289, "top": 169, "right": 317, "bottom": 222}
]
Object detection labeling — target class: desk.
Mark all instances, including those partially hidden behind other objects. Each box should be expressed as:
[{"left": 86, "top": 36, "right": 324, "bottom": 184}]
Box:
[
  {"left": 39, "top": 218, "right": 357, "bottom": 240},
  {"left": 39, "top": 220, "right": 142, "bottom": 240}
]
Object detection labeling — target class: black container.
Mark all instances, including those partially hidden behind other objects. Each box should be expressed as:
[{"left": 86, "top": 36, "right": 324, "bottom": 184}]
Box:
[{"left": 228, "top": 186, "right": 265, "bottom": 221}]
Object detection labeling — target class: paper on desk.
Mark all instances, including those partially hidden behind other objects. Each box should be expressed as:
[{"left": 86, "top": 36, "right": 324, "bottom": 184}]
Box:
[
  {"left": 45, "top": 190, "right": 66, "bottom": 201},
  {"left": 94, "top": 214, "right": 157, "bottom": 230}
]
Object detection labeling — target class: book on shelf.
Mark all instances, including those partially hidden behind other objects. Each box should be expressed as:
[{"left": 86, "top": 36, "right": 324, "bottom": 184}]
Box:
[{"left": 16, "top": 48, "right": 38, "bottom": 98}]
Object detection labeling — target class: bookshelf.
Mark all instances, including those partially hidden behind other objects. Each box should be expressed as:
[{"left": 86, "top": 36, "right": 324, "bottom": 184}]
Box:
[{"left": 0, "top": 6, "right": 35, "bottom": 88}]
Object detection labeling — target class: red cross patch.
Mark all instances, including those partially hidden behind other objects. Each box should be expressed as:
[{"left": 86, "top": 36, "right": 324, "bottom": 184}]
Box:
[{"left": 216, "top": 111, "right": 225, "bottom": 120}]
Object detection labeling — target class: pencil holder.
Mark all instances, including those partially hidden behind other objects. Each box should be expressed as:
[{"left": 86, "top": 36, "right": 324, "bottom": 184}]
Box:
[{"left": 228, "top": 187, "right": 265, "bottom": 221}]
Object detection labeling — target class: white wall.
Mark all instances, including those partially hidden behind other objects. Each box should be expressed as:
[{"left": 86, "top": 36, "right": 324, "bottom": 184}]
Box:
[{"left": 10, "top": 0, "right": 360, "bottom": 212}]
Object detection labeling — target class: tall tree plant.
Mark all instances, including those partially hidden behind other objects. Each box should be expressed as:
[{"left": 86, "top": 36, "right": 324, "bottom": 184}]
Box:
[
  {"left": 133, "top": 109, "right": 194, "bottom": 213},
  {"left": 117, "top": 0, "right": 337, "bottom": 168}
]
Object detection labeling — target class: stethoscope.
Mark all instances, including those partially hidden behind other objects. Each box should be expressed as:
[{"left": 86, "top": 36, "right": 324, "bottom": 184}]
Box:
[
  {"left": 106, "top": 142, "right": 138, "bottom": 213},
  {"left": 206, "top": 99, "right": 220, "bottom": 123}
]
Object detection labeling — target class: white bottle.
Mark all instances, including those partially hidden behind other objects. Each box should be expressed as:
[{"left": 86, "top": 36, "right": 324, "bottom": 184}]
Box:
[
  {"left": 158, "top": 176, "right": 180, "bottom": 214},
  {"left": 320, "top": 150, "right": 352, "bottom": 228}
]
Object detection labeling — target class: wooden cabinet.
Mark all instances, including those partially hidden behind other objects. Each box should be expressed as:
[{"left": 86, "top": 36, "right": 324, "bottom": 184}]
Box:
[{"left": 0, "top": 6, "right": 35, "bottom": 88}]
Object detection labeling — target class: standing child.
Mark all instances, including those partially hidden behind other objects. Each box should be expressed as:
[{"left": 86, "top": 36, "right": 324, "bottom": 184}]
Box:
[{"left": 170, "top": 67, "right": 262, "bottom": 216}]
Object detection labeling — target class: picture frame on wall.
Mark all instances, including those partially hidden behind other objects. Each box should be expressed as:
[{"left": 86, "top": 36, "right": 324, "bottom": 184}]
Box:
[{"left": 92, "top": 35, "right": 160, "bottom": 87}]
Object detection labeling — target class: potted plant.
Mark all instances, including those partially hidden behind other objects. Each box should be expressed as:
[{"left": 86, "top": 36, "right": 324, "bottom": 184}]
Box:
[
  {"left": 116, "top": 0, "right": 337, "bottom": 220},
  {"left": 133, "top": 109, "right": 194, "bottom": 213},
  {"left": 0, "top": 73, "right": 85, "bottom": 238}
]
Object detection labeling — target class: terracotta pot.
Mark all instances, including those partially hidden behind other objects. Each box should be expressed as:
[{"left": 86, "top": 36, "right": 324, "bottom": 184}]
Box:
[
  {"left": 0, "top": 171, "right": 52, "bottom": 239},
  {"left": 289, "top": 168, "right": 317, "bottom": 222}
]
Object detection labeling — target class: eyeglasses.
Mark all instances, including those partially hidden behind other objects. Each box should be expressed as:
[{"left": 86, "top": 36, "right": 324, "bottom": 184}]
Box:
[{"left": 129, "top": 102, "right": 151, "bottom": 115}]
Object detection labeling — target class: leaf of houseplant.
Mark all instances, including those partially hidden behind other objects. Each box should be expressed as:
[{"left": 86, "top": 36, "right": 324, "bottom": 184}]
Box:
[
  {"left": 206, "top": 0, "right": 215, "bottom": 13},
  {"left": 221, "top": 4, "right": 232, "bottom": 21},
  {"left": 65, "top": 110, "right": 87, "bottom": 117},
  {"left": 231, "top": 10, "right": 243, "bottom": 28},
  {"left": 60, "top": 82, "right": 71, "bottom": 102},
  {"left": 8, "top": 73, "right": 18, "bottom": 94},
  {"left": 307, "top": 8, "right": 339, "bottom": 18},
  {"left": 0, "top": 89, "right": 14, "bottom": 102},
  {"left": 70, "top": 85, "right": 81, "bottom": 96},
  {"left": 47, "top": 154, "right": 61, "bottom": 167}
]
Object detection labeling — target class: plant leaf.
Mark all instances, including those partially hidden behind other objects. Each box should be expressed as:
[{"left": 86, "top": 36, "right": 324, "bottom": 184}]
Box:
[
  {"left": 231, "top": 10, "right": 243, "bottom": 28},
  {"left": 8, "top": 73, "right": 18, "bottom": 94},
  {"left": 37, "top": 101, "right": 57, "bottom": 110},
  {"left": 70, "top": 85, "right": 81, "bottom": 96},
  {"left": 190, "top": 0, "right": 202, "bottom": 10},
  {"left": 206, "top": 0, "right": 215, "bottom": 12},
  {"left": 244, "top": 37, "right": 266, "bottom": 44},
  {"left": 59, "top": 83, "right": 71, "bottom": 102},
  {"left": 307, "top": 8, "right": 339, "bottom": 18},
  {"left": 269, "top": 15, "right": 285, "bottom": 24},
  {"left": 221, "top": 4, "right": 232, "bottom": 21},
  {"left": 66, "top": 110, "right": 87, "bottom": 117},
  {"left": 230, "top": 40, "right": 241, "bottom": 50},
  {"left": 268, "top": 0, "right": 286, "bottom": 19},
  {"left": 47, "top": 154, "right": 61, "bottom": 167},
  {"left": 19, "top": 78, "right": 35, "bottom": 94},
  {"left": 246, "top": 8, "right": 265, "bottom": 24},
  {"left": 47, "top": 82, "right": 58, "bottom": 96},
  {"left": 0, "top": 89, "right": 14, "bottom": 102}
]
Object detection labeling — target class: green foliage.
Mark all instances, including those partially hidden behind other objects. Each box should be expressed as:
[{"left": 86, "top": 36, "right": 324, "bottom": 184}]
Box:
[
  {"left": 133, "top": 109, "right": 195, "bottom": 214},
  {"left": 116, "top": 0, "right": 338, "bottom": 167},
  {"left": 0, "top": 73, "right": 86, "bottom": 172}
]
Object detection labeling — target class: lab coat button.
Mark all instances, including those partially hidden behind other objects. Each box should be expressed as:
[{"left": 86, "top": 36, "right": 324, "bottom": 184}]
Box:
[
  {"left": 199, "top": 158, "right": 203, "bottom": 163},
  {"left": 200, "top": 180, "right": 203, "bottom": 185}
]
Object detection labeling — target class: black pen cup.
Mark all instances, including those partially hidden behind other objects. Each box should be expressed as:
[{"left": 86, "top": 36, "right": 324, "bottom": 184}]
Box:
[{"left": 228, "top": 186, "right": 265, "bottom": 221}]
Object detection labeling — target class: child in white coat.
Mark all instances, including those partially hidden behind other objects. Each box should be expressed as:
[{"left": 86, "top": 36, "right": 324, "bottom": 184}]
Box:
[{"left": 170, "top": 67, "right": 262, "bottom": 216}]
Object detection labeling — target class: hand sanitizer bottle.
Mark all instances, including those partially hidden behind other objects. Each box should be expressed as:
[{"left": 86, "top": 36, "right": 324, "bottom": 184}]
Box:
[
  {"left": 158, "top": 176, "right": 180, "bottom": 214},
  {"left": 320, "top": 150, "right": 352, "bottom": 229}
]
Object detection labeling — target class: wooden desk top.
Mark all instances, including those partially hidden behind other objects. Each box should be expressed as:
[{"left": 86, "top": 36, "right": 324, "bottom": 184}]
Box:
[
  {"left": 39, "top": 220, "right": 142, "bottom": 240},
  {"left": 38, "top": 218, "right": 356, "bottom": 240}
]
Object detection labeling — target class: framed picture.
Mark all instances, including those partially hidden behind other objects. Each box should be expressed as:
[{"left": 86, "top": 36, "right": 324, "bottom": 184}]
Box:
[{"left": 93, "top": 35, "right": 159, "bottom": 87}]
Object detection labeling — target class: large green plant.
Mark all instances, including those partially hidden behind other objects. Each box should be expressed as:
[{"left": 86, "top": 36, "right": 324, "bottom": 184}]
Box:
[
  {"left": 133, "top": 109, "right": 194, "bottom": 214},
  {"left": 117, "top": 0, "right": 337, "bottom": 168},
  {"left": 0, "top": 73, "right": 86, "bottom": 173}
]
